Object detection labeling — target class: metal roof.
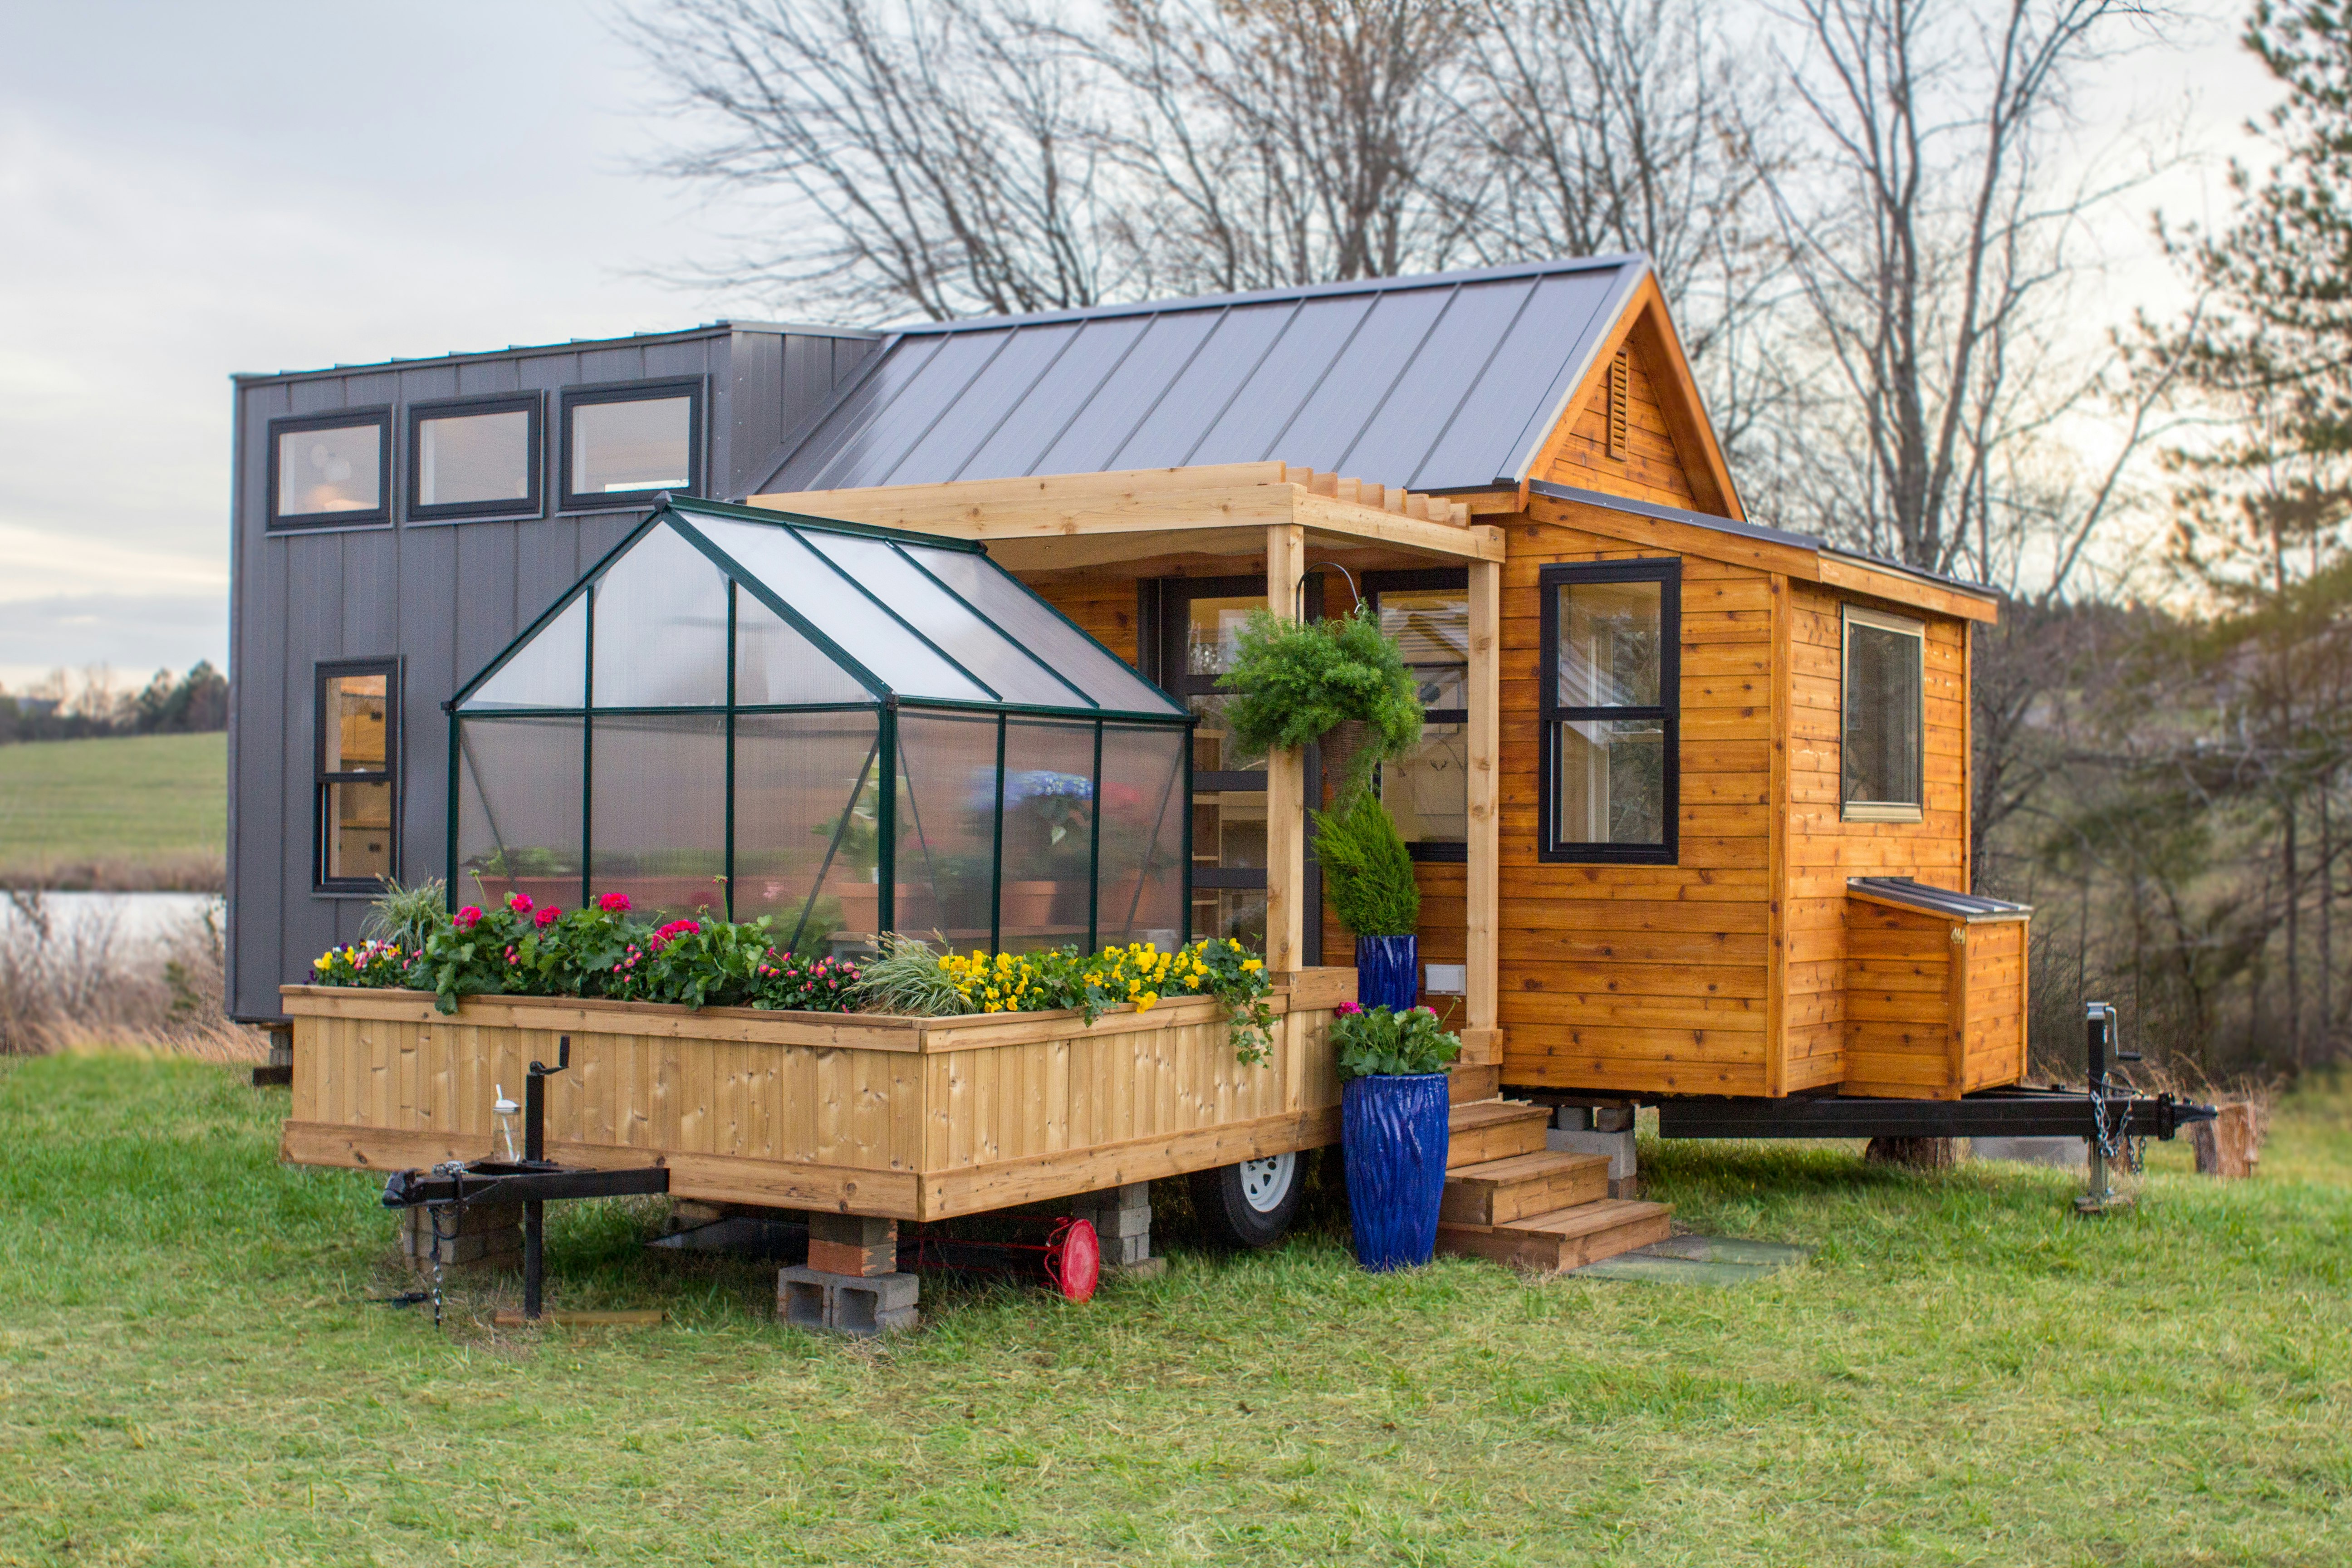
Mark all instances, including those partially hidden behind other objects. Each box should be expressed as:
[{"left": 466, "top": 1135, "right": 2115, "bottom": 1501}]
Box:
[
  {"left": 750, "top": 256, "right": 1651, "bottom": 498},
  {"left": 1848, "top": 877, "right": 2032, "bottom": 922}
]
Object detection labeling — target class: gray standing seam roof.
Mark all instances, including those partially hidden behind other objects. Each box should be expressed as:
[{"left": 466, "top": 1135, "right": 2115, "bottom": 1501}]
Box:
[
  {"left": 749, "top": 256, "right": 1654, "bottom": 499},
  {"left": 1849, "top": 878, "right": 2033, "bottom": 921}
]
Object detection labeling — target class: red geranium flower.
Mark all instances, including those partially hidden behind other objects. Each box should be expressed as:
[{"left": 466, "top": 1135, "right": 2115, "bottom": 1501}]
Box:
[
  {"left": 454, "top": 906, "right": 482, "bottom": 931},
  {"left": 1334, "top": 1000, "right": 1363, "bottom": 1015},
  {"left": 507, "top": 892, "right": 534, "bottom": 915},
  {"left": 598, "top": 892, "right": 631, "bottom": 913},
  {"left": 535, "top": 906, "right": 560, "bottom": 928}
]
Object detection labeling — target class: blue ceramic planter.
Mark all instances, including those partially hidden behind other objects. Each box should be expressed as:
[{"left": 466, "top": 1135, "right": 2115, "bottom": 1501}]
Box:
[
  {"left": 1341, "top": 1072, "right": 1451, "bottom": 1271},
  {"left": 1355, "top": 933, "right": 1419, "bottom": 1012}
]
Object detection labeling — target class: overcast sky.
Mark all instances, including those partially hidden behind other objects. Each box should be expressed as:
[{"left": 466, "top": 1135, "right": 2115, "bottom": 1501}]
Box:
[{"left": 0, "top": 0, "right": 2277, "bottom": 694}]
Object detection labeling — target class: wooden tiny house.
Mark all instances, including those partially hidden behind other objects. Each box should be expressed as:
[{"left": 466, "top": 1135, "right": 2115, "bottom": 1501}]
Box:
[{"left": 255, "top": 254, "right": 2028, "bottom": 1271}]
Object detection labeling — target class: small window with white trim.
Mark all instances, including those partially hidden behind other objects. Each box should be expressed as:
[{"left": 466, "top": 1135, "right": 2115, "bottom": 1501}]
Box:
[{"left": 1842, "top": 605, "right": 1925, "bottom": 822}]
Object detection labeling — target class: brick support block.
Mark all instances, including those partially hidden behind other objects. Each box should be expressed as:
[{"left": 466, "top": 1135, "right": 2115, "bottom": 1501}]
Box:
[
  {"left": 1072, "top": 1182, "right": 1157, "bottom": 1274},
  {"left": 806, "top": 1214, "right": 899, "bottom": 1277},
  {"left": 400, "top": 1204, "right": 521, "bottom": 1272},
  {"left": 778, "top": 1265, "right": 919, "bottom": 1336}
]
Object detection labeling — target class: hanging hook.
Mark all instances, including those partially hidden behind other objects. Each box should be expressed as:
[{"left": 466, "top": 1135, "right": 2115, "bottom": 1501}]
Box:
[{"left": 1293, "top": 561, "right": 1362, "bottom": 620}]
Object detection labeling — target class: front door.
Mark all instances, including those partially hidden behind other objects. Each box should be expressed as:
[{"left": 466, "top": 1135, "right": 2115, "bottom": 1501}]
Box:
[{"left": 1147, "top": 576, "right": 1321, "bottom": 956}]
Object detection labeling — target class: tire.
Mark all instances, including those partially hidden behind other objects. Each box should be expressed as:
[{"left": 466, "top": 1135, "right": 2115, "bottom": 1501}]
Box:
[{"left": 1189, "top": 1150, "right": 1304, "bottom": 1250}]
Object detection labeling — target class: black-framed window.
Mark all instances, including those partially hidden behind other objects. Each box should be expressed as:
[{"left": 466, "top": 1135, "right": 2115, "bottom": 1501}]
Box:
[
  {"left": 1842, "top": 604, "right": 1926, "bottom": 822},
  {"left": 1539, "top": 559, "right": 1679, "bottom": 864},
  {"left": 559, "top": 380, "right": 703, "bottom": 511},
  {"left": 269, "top": 408, "right": 392, "bottom": 529},
  {"left": 407, "top": 394, "right": 543, "bottom": 521},
  {"left": 317, "top": 659, "right": 399, "bottom": 891},
  {"left": 1366, "top": 568, "right": 1469, "bottom": 862}
]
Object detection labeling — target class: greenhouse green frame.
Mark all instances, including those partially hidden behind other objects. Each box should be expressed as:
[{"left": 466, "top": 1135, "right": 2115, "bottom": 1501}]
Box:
[{"left": 444, "top": 494, "right": 1195, "bottom": 953}]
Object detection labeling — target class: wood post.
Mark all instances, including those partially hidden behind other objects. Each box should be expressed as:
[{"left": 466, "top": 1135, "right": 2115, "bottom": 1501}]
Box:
[
  {"left": 1264, "top": 522, "right": 1307, "bottom": 974},
  {"left": 1466, "top": 558, "right": 1500, "bottom": 1037}
]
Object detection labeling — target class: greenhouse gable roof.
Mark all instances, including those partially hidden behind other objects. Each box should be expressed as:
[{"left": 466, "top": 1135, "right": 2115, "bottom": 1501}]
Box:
[{"left": 453, "top": 495, "right": 1185, "bottom": 720}]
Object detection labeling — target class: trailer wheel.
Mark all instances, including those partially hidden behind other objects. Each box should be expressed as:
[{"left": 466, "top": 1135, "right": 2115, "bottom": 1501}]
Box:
[{"left": 1191, "top": 1151, "right": 1303, "bottom": 1250}]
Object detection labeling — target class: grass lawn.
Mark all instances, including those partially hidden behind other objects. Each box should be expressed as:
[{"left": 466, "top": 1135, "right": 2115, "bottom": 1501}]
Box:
[
  {"left": 2, "top": 1058, "right": 2346, "bottom": 1567},
  {"left": 0, "top": 733, "right": 225, "bottom": 887}
]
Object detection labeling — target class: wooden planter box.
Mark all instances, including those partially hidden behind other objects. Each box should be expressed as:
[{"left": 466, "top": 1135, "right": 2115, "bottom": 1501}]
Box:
[
  {"left": 1842, "top": 894, "right": 2028, "bottom": 1101},
  {"left": 279, "top": 969, "right": 1351, "bottom": 1220}
]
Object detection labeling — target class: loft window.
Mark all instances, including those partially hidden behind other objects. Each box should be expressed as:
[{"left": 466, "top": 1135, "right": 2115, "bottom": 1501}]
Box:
[
  {"left": 559, "top": 381, "right": 701, "bottom": 510},
  {"left": 269, "top": 409, "right": 391, "bottom": 528},
  {"left": 1539, "top": 559, "right": 1679, "bottom": 864},
  {"left": 408, "top": 394, "right": 542, "bottom": 520},
  {"left": 1367, "top": 569, "right": 1468, "bottom": 862},
  {"left": 1842, "top": 605, "right": 1925, "bottom": 822},
  {"left": 317, "top": 660, "right": 398, "bottom": 890}
]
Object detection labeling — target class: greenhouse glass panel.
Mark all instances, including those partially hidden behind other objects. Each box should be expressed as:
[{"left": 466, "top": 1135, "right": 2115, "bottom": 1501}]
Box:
[
  {"left": 683, "top": 516, "right": 991, "bottom": 701},
  {"left": 454, "top": 716, "right": 583, "bottom": 912},
  {"left": 893, "top": 711, "right": 1002, "bottom": 945},
  {"left": 914, "top": 548, "right": 1179, "bottom": 714},
  {"left": 998, "top": 720, "right": 1097, "bottom": 951},
  {"left": 588, "top": 714, "right": 727, "bottom": 919},
  {"left": 1095, "top": 723, "right": 1187, "bottom": 948},
  {"left": 733, "top": 711, "right": 883, "bottom": 947},
  {"left": 464, "top": 594, "right": 585, "bottom": 711},
  {"left": 799, "top": 532, "right": 1079, "bottom": 708},
  {"left": 735, "top": 593, "right": 872, "bottom": 706},
  {"left": 592, "top": 525, "right": 730, "bottom": 708}
]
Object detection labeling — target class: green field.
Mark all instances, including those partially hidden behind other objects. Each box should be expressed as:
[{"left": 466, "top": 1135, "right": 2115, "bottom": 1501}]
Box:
[
  {"left": 0, "top": 733, "right": 225, "bottom": 887},
  {"left": 1, "top": 1058, "right": 2345, "bottom": 1566}
]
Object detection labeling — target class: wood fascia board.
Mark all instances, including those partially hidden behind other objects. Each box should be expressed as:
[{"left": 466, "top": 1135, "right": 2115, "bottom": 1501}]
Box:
[
  {"left": 1294, "top": 491, "right": 1504, "bottom": 560},
  {"left": 1529, "top": 492, "right": 1820, "bottom": 579},
  {"left": 1818, "top": 555, "right": 2000, "bottom": 624}
]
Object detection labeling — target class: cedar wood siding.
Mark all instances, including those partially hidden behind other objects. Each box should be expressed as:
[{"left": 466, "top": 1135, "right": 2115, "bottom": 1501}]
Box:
[{"left": 1786, "top": 583, "right": 1971, "bottom": 1093}]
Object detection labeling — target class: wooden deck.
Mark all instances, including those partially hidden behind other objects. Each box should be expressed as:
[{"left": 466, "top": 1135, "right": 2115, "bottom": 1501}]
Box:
[{"left": 280, "top": 969, "right": 1352, "bottom": 1221}]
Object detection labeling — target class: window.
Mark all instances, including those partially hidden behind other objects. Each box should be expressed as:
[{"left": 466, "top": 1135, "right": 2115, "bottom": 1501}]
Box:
[
  {"left": 559, "top": 381, "right": 702, "bottom": 510},
  {"left": 408, "top": 395, "right": 542, "bottom": 520},
  {"left": 269, "top": 409, "right": 391, "bottom": 528},
  {"left": 1539, "top": 560, "right": 1679, "bottom": 863},
  {"left": 1842, "top": 605, "right": 1925, "bottom": 821},
  {"left": 317, "top": 661, "right": 398, "bottom": 890},
  {"left": 1367, "top": 569, "right": 1468, "bottom": 861}
]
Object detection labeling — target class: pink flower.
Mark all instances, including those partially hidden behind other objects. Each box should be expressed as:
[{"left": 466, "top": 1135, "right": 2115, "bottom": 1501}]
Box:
[
  {"left": 1334, "top": 1000, "right": 1363, "bottom": 1016},
  {"left": 535, "top": 906, "right": 560, "bottom": 928},
  {"left": 454, "top": 906, "right": 482, "bottom": 931},
  {"left": 599, "top": 892, "right": 632, "bottom": 913},
  {"left": 507, "top": 892, "right": 534, "bottom": 915}
]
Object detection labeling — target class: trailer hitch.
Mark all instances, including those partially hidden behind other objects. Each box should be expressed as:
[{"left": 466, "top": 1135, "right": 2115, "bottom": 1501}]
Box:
[{"left": 380, "top": 1036, "right": 669, "bottom": 1323}]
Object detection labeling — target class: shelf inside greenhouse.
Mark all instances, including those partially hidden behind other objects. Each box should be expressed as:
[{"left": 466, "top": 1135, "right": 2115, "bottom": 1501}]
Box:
[{"left": 447, "top": 495, "right": 1193, "bottom": 954}]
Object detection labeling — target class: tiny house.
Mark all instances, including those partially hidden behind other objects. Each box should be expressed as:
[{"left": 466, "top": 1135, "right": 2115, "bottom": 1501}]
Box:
[{"left": 240, "top": 255, "right": 2027, "bottom": 1270}]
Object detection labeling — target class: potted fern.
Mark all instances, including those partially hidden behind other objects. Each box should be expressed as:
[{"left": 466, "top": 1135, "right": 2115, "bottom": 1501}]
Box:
[
  {"left": 1333, "top": 1001, "right": 1461, "bottom": 1270},
  {"left": 1313, "top": 791, "right": 1421, "bottom": 1011},
  {"left": 1219, "top": 604, "right": 1423, "bottom": 802}
]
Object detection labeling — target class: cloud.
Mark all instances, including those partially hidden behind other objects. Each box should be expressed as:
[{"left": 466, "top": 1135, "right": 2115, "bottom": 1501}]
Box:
[{"left": 0, "top": 592, "right": 227, "bottom": 693}]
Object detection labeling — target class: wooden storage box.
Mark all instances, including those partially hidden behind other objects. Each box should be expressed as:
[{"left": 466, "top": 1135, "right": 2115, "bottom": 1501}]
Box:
[
  {"left": 279, "top": 969, "right": 1351, "bottom": 1220},
  {"left": 1841, "top": 882, "right": 2029, "bottom": 1101}
]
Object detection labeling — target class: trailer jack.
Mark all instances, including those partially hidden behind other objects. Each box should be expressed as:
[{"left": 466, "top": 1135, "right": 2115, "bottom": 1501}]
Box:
[{"left": 379, "top": 1036, "right": 670, "bottom": 1324}]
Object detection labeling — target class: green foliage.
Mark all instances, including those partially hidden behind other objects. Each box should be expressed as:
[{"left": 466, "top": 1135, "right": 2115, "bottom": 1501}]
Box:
[
  {"left": 857, "top": 933, "right": 975, "bottom": 1017},
  {"left": 361, "top": 875, "right": 446, "bottom": 955},
  {"left": 1311, "top": 791, "right": 1420, "bottom": 936},
  {"left": 1218, "top": 605, "right": 1422, "bottom": 798},
  {"left": 1330, "top": 1003, "right": 1462, "bottom": 1080}
]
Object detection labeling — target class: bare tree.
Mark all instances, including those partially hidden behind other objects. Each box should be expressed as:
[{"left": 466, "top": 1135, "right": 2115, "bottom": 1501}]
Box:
[
  {"left": 1453, "top": 0, "right": 1788, "bottom": 453},
  {"left": 1757, "top": 0, "right": 2169, "bottom": 584},
  {"left": 1081, "top": 0, "right": 1484, "bottom": 294},
  {"left": 624, "top": 0, "right": 1127, "bottom": 321}
]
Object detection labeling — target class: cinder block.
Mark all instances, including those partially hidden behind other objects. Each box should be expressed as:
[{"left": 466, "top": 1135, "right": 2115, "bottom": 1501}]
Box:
[
  {"left": 400, "top": 1204, "right": 521, "bottom": 1270},
  {"left": 1083, "top": 1204, "right": 1153, "bottom": 1241},
  {"left": 1592, "top": 1106, "right": 1636, "bottom": 1133},
  {"left": 1105, "top": 1254, "right": 1168, "bottom": 1281},
  {"left": 1555, "top": 1106, "right": 1593, "bottom": 1132},
  {"left": 777, "top": 1265, "right": 920, "bottom": 1336},
  {"left": 1549, "top": 1127, "right": 1636, "bottom": 1181}
]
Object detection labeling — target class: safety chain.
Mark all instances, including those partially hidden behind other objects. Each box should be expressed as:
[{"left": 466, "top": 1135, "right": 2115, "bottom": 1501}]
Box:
[
  {"left": 2089, "top": 1088, "right": 2148, "bottom": 1183},
  {"left": 426, "top": 1160, "right": 470, "bottom": 1331}
]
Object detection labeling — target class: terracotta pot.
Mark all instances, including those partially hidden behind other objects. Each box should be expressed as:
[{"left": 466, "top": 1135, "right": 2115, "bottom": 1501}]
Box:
[
  {"left": 1000, "top": 879, "right": 1060, "bottom": 927},
  {"left": 833, "top": 883, "right": 944, "bottom": 935},
  {"left": 471, "top": 876, "right": 581, "bottom": 914}
]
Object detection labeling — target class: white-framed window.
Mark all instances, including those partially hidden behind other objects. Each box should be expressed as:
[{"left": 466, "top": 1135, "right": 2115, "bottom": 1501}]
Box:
[{"left": 1842, "top": 604, "right": 1926, "bottom": 822}]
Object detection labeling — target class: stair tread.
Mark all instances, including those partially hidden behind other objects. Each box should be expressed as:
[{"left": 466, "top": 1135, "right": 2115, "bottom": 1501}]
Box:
[
  {"left": 1448, "top": 1099, "right": 1548, "bottom": 1132},
  {"left": 1441, "top": 1199, "right": 1671, "bottom": 1240},
  {"left": 1445, "top": 1151, "right": 1610, "bottom": 1186}
]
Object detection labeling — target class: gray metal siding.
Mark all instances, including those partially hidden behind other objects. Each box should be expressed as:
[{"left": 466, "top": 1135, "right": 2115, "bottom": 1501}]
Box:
[
  {"left": 227, "top": 325, "right": 872, "bottom": 1019},
  {"left": 754, "top": 255, "right": 1650, "bottom": 497}
]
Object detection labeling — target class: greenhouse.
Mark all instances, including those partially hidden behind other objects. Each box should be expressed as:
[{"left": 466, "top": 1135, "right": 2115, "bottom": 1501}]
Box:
[{"left": 447, "top": 495, "right": 1193, "bottom": 955}]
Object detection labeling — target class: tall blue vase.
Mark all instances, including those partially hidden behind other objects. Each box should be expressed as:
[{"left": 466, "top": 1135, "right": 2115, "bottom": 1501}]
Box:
[
  {"left": 1341, "top": 1072, "right": 1451, "bottom": 1271},
  {"left": 1356, "top": 933, "right": 1419, "bottom": 1011}
]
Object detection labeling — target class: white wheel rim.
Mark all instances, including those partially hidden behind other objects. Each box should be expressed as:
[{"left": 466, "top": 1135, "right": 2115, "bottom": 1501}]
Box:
[{"left": 1238, "top": 1152, "right": 1296, "bottom": 1214}]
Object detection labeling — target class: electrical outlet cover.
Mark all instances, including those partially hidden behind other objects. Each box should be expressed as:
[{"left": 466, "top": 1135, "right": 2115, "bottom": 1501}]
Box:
[{"left": 1424, "top": 963, "right": 1467, "bottom": 995}]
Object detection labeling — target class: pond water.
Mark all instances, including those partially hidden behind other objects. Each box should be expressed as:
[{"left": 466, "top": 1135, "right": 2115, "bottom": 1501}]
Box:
[{"left": 0, "top": 891, "right": 223, "bottom": 951}]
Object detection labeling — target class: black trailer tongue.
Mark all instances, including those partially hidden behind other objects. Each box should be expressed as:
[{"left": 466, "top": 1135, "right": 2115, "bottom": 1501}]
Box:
[
  {"left": 1654, "top": 1004, "right": 2216, "bottom": 1212},
  {"left": 378, "top": 1036, "right": 669, "bottom": 1324}
]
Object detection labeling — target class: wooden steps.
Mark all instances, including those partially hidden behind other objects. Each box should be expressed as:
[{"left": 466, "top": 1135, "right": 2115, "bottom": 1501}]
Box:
[{"left": 1436, "top": 1098, "right": 1671, "bottom": 1274}]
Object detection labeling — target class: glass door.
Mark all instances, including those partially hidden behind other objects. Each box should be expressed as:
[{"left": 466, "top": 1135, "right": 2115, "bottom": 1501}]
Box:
[{"left": 1150, "top": 576, "right": 1320, "bottom": 953}]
